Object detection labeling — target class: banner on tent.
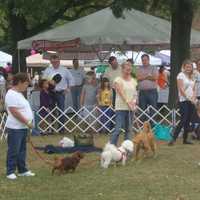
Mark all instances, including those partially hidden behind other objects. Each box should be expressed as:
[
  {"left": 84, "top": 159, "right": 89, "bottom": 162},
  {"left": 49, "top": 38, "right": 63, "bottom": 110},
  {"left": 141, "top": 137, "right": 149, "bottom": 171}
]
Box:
[{"left": 32, "top": 38, "right": 80, "bottom": 51}]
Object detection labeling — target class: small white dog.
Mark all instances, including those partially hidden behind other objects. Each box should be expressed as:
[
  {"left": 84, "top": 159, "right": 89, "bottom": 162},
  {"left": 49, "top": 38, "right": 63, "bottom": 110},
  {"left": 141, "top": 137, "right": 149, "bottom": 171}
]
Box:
[
  {"left": 59, "top": 137, "right": 74, "bottom": 148},
  {"left": 101, "top": 140, "right": 134, "bottom": 168}
]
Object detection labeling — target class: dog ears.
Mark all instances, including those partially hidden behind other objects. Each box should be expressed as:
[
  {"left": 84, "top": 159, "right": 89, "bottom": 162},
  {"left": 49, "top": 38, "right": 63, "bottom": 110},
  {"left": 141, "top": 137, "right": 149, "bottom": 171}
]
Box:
[{"left": 143, "top": 121, "right": 151, "bottom": 131}]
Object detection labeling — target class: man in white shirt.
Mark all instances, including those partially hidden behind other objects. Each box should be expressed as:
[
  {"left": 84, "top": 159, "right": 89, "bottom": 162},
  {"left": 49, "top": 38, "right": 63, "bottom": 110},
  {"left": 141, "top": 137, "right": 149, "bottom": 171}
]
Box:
[
  {"left": 70, "top": 58, "right": 85, "bottom": 111},
  {"left": 43, "top": 55, "right": 74, "bottom": 132}
]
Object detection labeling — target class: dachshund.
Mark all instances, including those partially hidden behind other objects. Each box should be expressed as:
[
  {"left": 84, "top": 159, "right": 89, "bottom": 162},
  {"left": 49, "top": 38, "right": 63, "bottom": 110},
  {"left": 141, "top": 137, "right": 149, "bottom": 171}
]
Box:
[
  {"left": 52, "top": 151, "right": 84, "bottom": 175},
  {"left": 133, "top": 121, "right": 157, "bottom": 160}
]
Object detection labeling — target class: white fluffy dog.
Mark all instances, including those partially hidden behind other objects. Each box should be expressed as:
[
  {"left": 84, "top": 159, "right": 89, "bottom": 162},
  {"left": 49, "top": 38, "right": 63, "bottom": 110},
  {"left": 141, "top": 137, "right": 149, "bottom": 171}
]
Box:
[{"left": 101, "top": 140, "right": 134, "bottom": 168}]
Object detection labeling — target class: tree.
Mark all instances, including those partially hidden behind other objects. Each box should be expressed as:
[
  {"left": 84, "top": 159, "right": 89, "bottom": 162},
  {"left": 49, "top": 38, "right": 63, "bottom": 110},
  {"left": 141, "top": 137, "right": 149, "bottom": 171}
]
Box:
[
  {"left": 0, "top": 0, "right": 112, "bottom": 73},
  {"left": 169, "top": 0, "right": 195, "bottom": 108},
  {"left": 111, "top": 0, "right": 200, "bottom": 108}
]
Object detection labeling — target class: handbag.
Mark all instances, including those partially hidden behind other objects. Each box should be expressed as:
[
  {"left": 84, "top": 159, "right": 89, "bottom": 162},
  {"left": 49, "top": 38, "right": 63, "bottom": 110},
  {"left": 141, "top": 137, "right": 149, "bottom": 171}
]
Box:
[
  {"left": 153, "top": 123, "right": 173, "bottom": 141},
  {"left": 73, "top": 133, "right": 94, "bottom": 147}
]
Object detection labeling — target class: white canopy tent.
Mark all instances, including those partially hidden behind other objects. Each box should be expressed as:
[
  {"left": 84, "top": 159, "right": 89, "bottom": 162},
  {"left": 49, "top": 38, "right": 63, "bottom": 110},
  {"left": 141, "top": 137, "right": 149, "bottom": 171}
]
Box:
[
  {"left": 17, "top": 7, "right": 200, "bottom": 72},
  {"left": 155, "top": 50, "right": 170, "bottom": 65},
  {"left": 18, "top": 8, "right": 200, "bottom": 52},
  {"left": 0, "top": 51, "right": 12, "bottom": 67}
]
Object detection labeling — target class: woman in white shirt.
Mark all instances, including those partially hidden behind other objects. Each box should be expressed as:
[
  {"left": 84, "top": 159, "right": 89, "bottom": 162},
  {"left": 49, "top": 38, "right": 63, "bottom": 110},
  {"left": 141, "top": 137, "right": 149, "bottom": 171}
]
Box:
[
  {"left": 169, "top": 59, "right": 196, "bottom": 145},
  {"left": 5, "top": 73, "right": 35, "bottom": 180},
  {"left": 110, "top": 62, "right": 137, "bottom": 145},
  {"left": 195, "top": 59, "right": 200, "bottom": 100}
]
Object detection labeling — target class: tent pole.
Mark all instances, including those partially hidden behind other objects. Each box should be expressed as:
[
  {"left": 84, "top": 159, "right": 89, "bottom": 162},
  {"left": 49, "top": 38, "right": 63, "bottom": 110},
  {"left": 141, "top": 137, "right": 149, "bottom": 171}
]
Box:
[
  {"left": 18, "top": 49, "right": 21, "bottom": 72},
  {"left": 92, "top": 45, "right": 114, "bottom": 63},
  {"left": 101, "top": 47, "right": 112, "bottom": 61},
  {"left": 117, "top": 46, "right": 127, "bottom": 57}
]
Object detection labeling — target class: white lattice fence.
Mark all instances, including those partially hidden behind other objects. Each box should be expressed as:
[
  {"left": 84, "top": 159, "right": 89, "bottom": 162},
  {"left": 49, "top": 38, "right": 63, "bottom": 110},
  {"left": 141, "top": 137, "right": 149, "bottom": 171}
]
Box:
[
  {"left": 0, "top": 112, "right": 8, "bottom": 140},
  {"left": 132, "top": 105, "right": 180, "bottom": 131},
  {"left": 0, "top": 105, "right": 180, "bottom": 140}
]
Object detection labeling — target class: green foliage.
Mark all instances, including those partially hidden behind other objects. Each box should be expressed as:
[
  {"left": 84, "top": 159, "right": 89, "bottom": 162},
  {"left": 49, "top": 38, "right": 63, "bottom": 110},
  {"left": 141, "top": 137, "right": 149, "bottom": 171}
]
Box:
[
  {"left": 111, "top": 0, "right": 171, "bottom": 20},
  {"left": 0, "top": 0, "right": 111, "bottom": 50}
]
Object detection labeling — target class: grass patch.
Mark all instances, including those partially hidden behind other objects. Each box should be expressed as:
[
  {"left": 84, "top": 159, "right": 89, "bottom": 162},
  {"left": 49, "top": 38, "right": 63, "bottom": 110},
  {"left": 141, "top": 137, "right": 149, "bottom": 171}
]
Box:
[{"left": 0, "top": 134, "right": 200, "bottom": 200}]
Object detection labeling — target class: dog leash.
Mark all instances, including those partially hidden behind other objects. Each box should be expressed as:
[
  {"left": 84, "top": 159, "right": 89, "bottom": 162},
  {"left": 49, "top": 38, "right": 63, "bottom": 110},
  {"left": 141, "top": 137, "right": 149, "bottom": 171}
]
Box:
[
  {"left": 28, "top": 129, "right": 53, "bottom": 166},
  {"left": 133, "top": 110, "right": 141, "bottom": 131}
]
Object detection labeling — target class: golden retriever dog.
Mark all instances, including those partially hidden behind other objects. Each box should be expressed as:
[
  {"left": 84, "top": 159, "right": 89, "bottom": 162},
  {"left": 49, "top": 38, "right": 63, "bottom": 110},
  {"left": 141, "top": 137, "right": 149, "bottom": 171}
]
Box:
[{"left": 133, "top": 121, "right": 157, "bottom": 160}]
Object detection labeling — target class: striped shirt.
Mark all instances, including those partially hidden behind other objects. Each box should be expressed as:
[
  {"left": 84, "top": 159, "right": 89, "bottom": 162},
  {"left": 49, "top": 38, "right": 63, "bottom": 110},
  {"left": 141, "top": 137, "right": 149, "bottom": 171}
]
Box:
[{"left": 136, "top": 65, "right": 158, "bottom": 90}]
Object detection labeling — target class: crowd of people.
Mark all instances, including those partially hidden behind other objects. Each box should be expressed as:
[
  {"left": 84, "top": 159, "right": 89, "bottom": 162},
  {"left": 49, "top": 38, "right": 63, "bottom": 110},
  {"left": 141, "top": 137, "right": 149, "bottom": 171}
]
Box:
[{"left": 3, "top": 53, "right": 200, "bottom": 179}]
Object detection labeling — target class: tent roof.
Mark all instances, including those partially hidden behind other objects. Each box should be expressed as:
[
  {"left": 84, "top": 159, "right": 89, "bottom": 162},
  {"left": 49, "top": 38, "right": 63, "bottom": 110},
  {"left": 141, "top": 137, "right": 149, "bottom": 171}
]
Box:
[{"left": 18, "top": 7, "right": 200, "bottom": 51}]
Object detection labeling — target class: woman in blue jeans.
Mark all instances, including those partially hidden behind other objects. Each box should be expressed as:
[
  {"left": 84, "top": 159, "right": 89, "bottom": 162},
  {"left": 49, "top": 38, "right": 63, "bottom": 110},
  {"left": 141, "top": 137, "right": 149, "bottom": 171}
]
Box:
[
  {"left": 5, "top": 73, "right": 35, "bottom": 180},
  {"left": 169, "top": 59, "right": 196, "bottom": 145},
  {"left": 110, "top": 62, "right": 137, "bottom": 145}
]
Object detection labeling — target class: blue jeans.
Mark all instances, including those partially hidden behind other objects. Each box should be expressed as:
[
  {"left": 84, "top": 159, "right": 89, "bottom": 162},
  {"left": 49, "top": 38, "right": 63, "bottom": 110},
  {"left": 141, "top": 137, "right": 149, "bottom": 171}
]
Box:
[
  {"left": 173, "top": 101, "right": 195, "bottom": 142},
  {"left": 110, "top": 110, "right": 133, "bottom": 145},
  {"left": 139, "top": 89, "right": 158, "bottom": 110},
  {"left": 54, "top": 92, "right": 65, "bottom": 130},
  {"left": 71, "top": 86, "right": 82, "bottom": 111},
  {"left": 139, "top": 89, "right": 158, "bottom": 122},
  {"left": 6, "top": 128, "right": 28, "bottom": 175}
]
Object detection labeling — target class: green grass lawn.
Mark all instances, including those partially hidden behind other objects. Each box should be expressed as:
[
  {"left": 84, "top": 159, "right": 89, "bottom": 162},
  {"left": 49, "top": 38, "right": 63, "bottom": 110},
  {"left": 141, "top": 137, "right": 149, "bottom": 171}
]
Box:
[{"left": 1, "top": 134, "right": 200, "bottom": 200}]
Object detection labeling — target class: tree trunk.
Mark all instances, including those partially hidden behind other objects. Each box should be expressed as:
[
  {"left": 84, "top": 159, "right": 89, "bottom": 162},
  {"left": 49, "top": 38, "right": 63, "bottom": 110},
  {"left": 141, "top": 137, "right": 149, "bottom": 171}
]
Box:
[
  {"left": 168, "top": 0, "right": 193, "bottom": 108},
  {"left": 7, "top": 2, "right": 27, "bottom": 73},
  {"left": 12, "top": 49, "right": 27, "bottom": 73}
]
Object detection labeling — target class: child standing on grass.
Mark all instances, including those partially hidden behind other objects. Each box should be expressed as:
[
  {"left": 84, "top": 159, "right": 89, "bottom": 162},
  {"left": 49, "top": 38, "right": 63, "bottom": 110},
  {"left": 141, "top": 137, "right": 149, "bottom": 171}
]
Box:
[
  {"left": 97, "top": 77, "right": 114, "bottom": 133},
  {"left": 30, "top": 82, "right": 41, "bottom": 135},
  {"left": 39, "top": 79, "right": 53, "bottom": 134},
  {"left": 80, "top": 71, "right": 98, "bottom": 126}
]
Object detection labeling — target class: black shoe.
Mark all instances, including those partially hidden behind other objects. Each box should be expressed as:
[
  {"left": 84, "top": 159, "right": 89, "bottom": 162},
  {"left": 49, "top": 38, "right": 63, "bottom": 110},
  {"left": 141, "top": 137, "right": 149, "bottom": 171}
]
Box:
[
  {"left": 183, "top": 140, "right": 193, "bottom": 145},
  {"left": 168, "top": 140, "right": 175, "bottom": 146}
]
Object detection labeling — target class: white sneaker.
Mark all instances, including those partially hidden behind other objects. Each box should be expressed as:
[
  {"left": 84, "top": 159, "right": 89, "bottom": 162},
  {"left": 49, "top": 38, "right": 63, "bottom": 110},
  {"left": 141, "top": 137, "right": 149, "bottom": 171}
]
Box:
[
  {"left": 18, "top": 171, "right": 35, "bottom": 177},
  {"left": 7, "top": 173, "right": 17, "bottom": 180}
]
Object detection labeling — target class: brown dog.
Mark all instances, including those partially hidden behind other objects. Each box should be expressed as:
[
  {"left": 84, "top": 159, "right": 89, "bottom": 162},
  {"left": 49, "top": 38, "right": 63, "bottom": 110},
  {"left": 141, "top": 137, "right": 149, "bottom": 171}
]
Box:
[
  {"left": 133, "top": 121, "right": 157, "bottom": 160},
  {"left": 52, "top": 151, "right": 84, "bottom": 175}
]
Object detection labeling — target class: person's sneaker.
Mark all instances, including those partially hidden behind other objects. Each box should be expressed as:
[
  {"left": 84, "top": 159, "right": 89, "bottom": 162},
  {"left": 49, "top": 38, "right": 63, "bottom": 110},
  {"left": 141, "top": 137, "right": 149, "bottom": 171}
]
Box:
[
  {"left": 183, "top": 140, "right": 193, "bottom": 145},
  {"left": 18, "top": 171, "right": 35, "bottom": 177},
  {"left": 7, "top": 173, "right": 17, "bottom": 180}
]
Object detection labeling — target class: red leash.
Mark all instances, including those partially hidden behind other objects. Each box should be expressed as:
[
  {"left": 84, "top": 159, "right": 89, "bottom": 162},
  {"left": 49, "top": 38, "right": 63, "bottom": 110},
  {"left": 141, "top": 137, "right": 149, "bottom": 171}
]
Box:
[{"left": 28, "top": 136, "right": 53, "bottom": 166}]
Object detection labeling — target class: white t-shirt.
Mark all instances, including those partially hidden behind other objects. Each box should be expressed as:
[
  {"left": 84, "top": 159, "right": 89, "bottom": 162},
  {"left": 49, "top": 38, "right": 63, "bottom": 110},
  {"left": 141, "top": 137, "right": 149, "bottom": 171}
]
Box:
[
  {"left": 177, "top": 72, "right": 195, "bottom": 102},
  {"left": 194, "top": 71, "right": 200, "bottom": 97},
  {"left": 5, "top": 89, "right": 33, "bottom": 129}
]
